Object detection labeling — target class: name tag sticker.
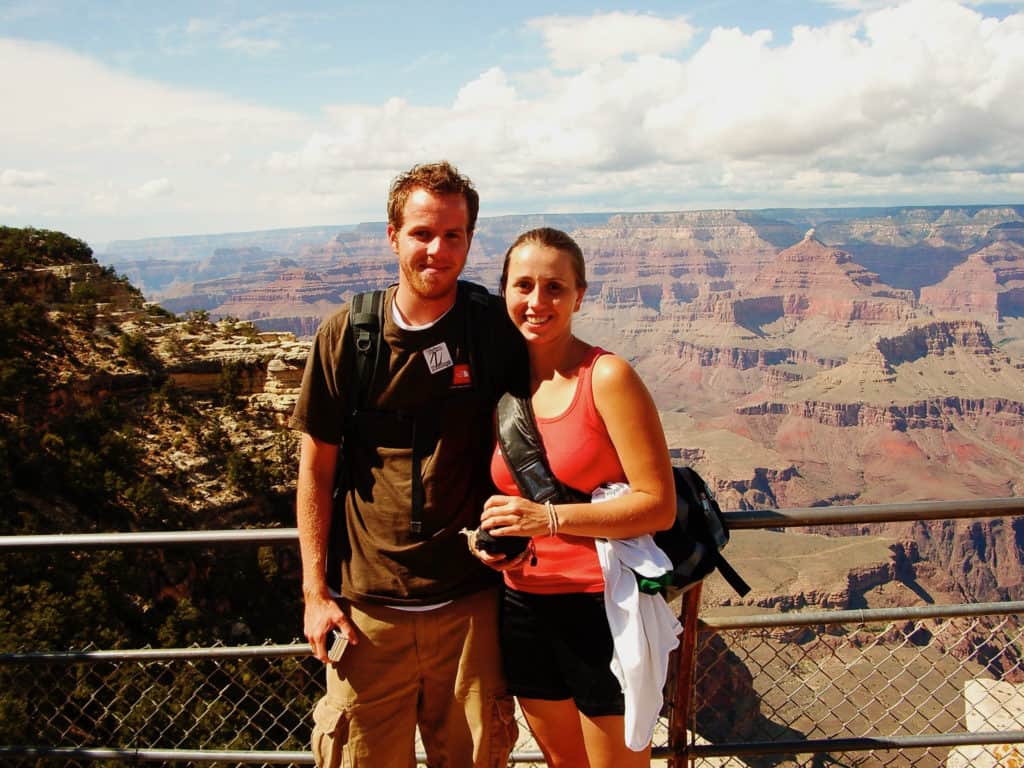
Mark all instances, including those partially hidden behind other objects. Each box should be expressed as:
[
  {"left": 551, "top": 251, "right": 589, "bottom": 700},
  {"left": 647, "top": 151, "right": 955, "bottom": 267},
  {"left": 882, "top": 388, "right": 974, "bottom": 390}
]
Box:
[{"left": 424, "top": 342, "right": 454, "bottom": 374}]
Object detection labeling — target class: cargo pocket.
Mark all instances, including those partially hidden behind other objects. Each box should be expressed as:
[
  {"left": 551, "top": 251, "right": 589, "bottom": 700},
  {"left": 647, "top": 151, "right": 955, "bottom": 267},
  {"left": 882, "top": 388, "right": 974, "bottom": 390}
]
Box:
[
  {"left": 486, "top": 693, "right": 519, "bottom": 768},
  {"left": 311, "top": 697, "right": 351, "bottom": 768}
]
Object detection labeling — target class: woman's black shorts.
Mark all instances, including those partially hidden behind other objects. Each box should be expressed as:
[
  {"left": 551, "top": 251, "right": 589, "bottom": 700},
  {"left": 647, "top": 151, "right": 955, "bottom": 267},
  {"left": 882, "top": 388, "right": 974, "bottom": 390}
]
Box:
[{"left": 500, "top": 587, "right": 624, "bottom": 717}]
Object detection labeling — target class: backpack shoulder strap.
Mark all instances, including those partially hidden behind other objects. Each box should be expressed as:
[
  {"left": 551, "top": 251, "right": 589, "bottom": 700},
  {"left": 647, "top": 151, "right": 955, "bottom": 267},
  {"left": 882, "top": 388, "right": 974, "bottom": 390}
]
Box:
[
  {"left": 496, "top": 393, "right": 589, "bottom": 504},
  {"left": 348, "top": 288, "right": 387, "bottom": 410},
  {"left": 327, "top": 289, "right": 386, "bottom": 592},
  {"left": 458, "top": 280, "right": 496, "bottom": 396},
  {"left": 712, "top": 550, "right": 751, "bottom": 597}
]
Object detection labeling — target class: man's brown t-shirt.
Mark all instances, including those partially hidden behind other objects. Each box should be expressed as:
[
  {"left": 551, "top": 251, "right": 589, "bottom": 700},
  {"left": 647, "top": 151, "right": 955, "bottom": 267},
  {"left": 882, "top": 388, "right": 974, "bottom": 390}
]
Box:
[{"left": 291, "top": 284, "right": 526, "bottom": 605}]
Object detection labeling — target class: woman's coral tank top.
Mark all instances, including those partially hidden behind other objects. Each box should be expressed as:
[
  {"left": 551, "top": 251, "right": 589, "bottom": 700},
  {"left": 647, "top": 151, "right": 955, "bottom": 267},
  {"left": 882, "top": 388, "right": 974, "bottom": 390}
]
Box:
[{"left": 490, "top": 347, "right": 626, "bottom": 593}]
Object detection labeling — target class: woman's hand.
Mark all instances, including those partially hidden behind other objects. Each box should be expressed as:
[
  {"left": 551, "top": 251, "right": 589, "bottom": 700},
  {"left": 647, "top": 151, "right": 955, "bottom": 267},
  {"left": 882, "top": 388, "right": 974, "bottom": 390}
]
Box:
[
  {"left": 482, "top": 494, "right": 551, "bottom": 538},
  {"left": 463, "top": 526, "right": 531, "bottom": 571}
]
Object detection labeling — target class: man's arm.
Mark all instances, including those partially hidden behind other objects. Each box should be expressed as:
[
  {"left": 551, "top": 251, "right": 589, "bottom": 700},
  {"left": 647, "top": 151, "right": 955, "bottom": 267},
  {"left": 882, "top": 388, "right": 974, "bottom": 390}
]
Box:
[{"left": 296, "top": 432, "right": 356, "bottom": 662}]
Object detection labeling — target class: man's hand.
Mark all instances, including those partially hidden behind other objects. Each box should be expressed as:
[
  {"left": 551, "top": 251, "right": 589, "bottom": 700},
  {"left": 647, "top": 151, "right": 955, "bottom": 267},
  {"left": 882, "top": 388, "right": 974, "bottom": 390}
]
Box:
[
  {"left": 296, "top": 434, "right": 354, "bottom": 663},
  {"left": 304, "top": 591, "right": 357, "bottom": 663}
]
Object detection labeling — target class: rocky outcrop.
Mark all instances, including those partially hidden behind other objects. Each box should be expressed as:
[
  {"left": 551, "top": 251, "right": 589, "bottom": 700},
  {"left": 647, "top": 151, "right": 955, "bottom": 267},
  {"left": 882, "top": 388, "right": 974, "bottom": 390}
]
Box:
[
  {"left": 669, "top": 291, "right": 784, "bottom": 324},
  {"left": 252, "top": 315, "right": 325, "bottom": 337},
  {"left": 746, "top": 232, "right": 918, "bottom": 323},
  {"left": 737, "top": 319, "right": 1024, "bottom": 431},
  {"left": 151, "top": 231, "right": 397, "bottom": 321},
  {"left": 158, "top": 324, "right": 309, "bottom": 416},
  {"left": 673, "top": 340, "right": 842, "bottom": 371},
  {"left": 919, "top": 240, "right": 1024, "bottom": 320},
  {"left": 576, "top": 210, "right": 787, "bottom": 263},
  {"left": 719, "top": 465, "right": 801, "bottom": 500},
  {"left": 595, "top": 283, "right": 665, "bottom": 311},
  {"left": 813, "top": 206, "right": 1024, "bottom": 251},
  {"left": 873, "top": 319, "right": 995, "bottom": 363},
  {"left": 249, "top": 346, "right": 309, "bottom": 417},
  {"left": 715, "top": 541, "right": 923, "bottom": 613},
  {"left": 737, "top": 397, "right": 1024, "bottom": 431},
  {"left": 571, "top": 211, "right": 784, "bottom": 303},
  {"left": 909, "top": 518, "right": 1024, "bottom": 602},
  {"left": 218, "top": 269, "right": 342, "bottom": 307}
]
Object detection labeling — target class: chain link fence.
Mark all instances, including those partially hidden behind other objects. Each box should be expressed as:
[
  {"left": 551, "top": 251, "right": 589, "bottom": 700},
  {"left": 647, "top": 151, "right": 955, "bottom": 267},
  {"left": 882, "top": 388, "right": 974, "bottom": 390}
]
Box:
[
  {"left": 0, "top": 642, "right": 674, "bottom": 767},
  {"left": 0, "top": 644, "right": 316, "bottom": 767},
  {"left": 688, "top": 606, "right": 1024, "bottom": 767},
  {"left": 5, "top": 501, "right": 1024, "bottom": 767},
  {"left": 3, "top": 609, "right": 1023, "bottom": 766}
]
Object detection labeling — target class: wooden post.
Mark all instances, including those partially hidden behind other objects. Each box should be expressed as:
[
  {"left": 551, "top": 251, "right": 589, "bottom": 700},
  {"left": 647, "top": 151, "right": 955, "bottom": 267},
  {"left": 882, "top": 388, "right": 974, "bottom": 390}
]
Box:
[{"left": 668, "top": 582, "right": 703, "bottom": 768}]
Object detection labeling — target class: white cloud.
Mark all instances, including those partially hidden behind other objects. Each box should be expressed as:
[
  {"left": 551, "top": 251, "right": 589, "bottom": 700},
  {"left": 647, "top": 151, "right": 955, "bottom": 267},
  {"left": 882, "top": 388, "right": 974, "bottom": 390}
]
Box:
[
  {"left": 3, "top": 1, "right": 1024, "bottom": 243},
  {"left": 817, "top": 0, "right": 1024, "bottom": 9},
  {"left": 454, "top": 68, "right": 518, "bottom": 110},
  {"left": 136, "top": 178, "right": 174, "bottom": 199},
  {"left": 0, "top": 39, "right": 300, "bottom": 145},
  {"left": 0, "top": 36, "right": 306, "bottom": 240},
  {"left": 279, "top": 2, "right": 1023, "bottom": 205},
  {"left": 1, "top": 169, "right": 54, "bottom": 187},
  {"left": 529, "top": 12, "right": 696, "bottom": 70}
]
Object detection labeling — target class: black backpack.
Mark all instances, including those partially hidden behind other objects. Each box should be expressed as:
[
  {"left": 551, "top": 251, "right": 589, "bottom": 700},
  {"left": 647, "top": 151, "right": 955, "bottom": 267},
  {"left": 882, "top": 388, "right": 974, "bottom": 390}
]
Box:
[
  {"left": 495, "top": 392, "right": 750, "bottom": 597},
  {"left": 325, "top": 281, "right": 499, "bottom": 589},
  {"left": 657, "top": 466, "right": 750, "bottom": 597}
]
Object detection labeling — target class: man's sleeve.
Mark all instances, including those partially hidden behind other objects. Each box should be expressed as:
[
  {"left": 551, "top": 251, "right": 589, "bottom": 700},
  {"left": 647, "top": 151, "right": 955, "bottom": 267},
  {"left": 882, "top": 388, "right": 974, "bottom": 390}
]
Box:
[{"left": 289, "top": 310, "right": 350, "bottom": 445}]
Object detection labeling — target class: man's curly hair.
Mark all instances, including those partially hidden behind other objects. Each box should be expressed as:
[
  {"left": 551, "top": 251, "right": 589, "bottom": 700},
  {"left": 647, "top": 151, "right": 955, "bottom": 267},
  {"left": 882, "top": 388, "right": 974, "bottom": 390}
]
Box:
[{"left": 387, "top": 161, "right": 480, "bottom": 234}]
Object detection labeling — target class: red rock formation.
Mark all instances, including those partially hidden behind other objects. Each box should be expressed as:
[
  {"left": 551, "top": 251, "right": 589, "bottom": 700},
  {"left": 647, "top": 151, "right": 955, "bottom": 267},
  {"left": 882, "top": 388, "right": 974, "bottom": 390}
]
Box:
[
  {"left": 908, "top": 518, "right": 1024, "bottom": 602},
  {"left": 919, "top": 240, "right": 1024, "bottom": 320},
  {"left": 737, "top": 397, "right": 1024, "bottom": 432},
  {"left": 874, "top": 319, "right": 995, "bottom": 362},
  {"left": 673, "top": 340, "right": 841, "bottom": 371},
  {"left": 571, "top": 210, "right": 787, "bottom": 311},
  {"left": 746, "top": 231, "right": 918, "bottom": 323}
]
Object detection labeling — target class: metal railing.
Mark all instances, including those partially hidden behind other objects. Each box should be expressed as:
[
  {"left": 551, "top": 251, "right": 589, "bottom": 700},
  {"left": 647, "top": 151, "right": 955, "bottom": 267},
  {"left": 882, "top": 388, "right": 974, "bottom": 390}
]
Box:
[{"left": 2, "top": 496, "right": 1023, "bottom": 766}]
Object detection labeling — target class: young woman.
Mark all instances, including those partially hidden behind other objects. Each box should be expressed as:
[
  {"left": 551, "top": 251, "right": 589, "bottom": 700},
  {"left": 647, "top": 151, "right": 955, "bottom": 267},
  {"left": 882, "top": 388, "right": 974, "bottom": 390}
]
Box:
[{"left": 473, "top": 227, "right": 677, "bottom": 767}]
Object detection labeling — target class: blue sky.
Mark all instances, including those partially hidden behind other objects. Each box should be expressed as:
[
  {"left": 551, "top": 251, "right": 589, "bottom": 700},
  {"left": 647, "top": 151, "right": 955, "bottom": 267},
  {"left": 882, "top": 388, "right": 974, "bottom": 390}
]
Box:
[{"left": 1, "top": 0, "right": 1022, "bottom": 247}]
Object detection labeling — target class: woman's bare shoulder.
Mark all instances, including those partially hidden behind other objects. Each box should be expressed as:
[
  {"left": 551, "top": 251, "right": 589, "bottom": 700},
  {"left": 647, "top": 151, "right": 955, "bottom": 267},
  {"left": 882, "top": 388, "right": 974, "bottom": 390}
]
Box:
[{"left": 591, "top": 351, "right": 645, "bottom": 399}]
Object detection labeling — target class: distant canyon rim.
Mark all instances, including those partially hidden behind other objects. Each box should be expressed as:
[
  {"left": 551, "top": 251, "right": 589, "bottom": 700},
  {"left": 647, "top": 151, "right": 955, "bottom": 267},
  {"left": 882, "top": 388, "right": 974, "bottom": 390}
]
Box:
[{"left": 104, "top": 205, "right": 1024, "bottom": 609}]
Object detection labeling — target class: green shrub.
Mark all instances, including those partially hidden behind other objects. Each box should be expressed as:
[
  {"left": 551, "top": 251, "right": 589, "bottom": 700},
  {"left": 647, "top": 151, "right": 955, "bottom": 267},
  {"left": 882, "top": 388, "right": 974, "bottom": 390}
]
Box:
[
  {"left": 219, "top": 360, "right": 244, "bottom": 406},
  {"left": 0, "top": 226, "right": 93, "bottom": 269},
  {"left": 146, "top": 303, "right": 176, "bottom": 320},
  {"left": 70, "top": 280, "right": 100, "bottom": 304},
  {"left": 185, "top": 309, "right": 210, "bottom": 332},
  {"left": 118, "top": 331, "right": 149, "bottom": 362}
]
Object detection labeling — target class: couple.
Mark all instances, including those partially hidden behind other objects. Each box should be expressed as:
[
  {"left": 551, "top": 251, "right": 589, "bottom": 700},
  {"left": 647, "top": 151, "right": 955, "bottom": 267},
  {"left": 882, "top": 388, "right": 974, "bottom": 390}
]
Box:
[{"left": 291, "top": 161, "right": 677, "bottom": 768}]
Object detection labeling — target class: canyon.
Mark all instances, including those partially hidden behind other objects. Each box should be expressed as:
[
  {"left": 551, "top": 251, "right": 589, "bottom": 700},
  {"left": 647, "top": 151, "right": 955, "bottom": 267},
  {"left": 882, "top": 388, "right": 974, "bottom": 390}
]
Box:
[
  {"left": 5, "top": 215, "right": 1024, "bottom": 761},
  {"left": 99, "top": 205, "right": 1024, "bottom": 613}
]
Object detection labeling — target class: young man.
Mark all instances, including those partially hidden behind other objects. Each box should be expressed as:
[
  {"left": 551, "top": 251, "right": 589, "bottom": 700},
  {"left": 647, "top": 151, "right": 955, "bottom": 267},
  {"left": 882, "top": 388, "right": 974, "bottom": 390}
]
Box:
[{"left": 291, "top": 161, "right": 525, "bottom": 767}]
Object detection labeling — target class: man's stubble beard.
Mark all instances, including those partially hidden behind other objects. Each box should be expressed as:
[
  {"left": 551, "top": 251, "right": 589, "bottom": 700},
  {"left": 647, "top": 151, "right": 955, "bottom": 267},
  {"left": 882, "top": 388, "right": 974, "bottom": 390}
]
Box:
[{"left": 400, "top": 261, "right": 462, "bottom": 303}]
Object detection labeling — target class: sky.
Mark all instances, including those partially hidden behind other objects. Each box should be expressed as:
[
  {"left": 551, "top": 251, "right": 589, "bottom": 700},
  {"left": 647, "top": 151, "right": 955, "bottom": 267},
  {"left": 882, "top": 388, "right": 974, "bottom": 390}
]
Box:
[{"left": 1, "top": 0, "right": 1023, "bottom": 248}]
